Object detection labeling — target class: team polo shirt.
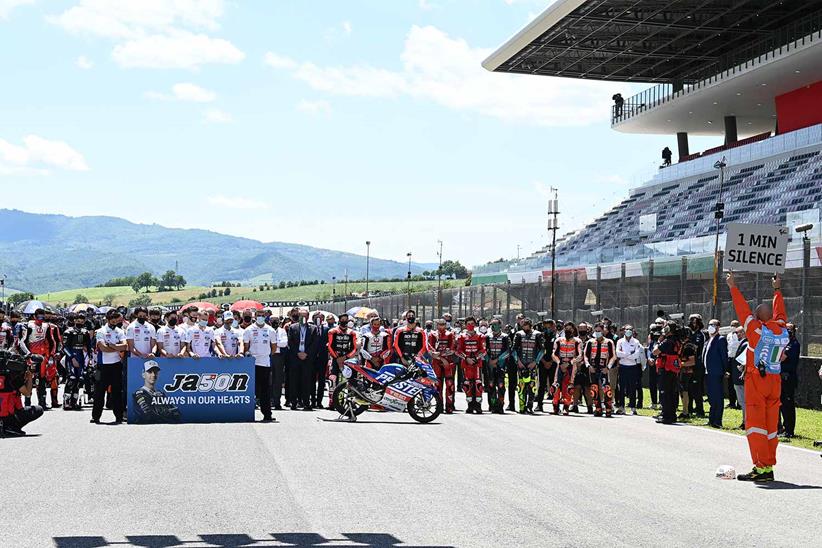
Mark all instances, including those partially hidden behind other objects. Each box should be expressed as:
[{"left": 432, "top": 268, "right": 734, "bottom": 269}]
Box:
[
  {"left": 95, "top": 324, "right": 126, "bottom": 365},
  {"left": 156, "top": 325, "right": 186, "bottom": 356},
  {"left": 214, "top": 326, "right": 243, "bottom": 356},
  {"left": 186, "top": 327, "right": 215, "bottom": 358},
  {"left": 242, "top": 324, "right": 274, "bottom": 367},
  {"left": 125, "top": 321, "right": 156, "bottom": 356}
]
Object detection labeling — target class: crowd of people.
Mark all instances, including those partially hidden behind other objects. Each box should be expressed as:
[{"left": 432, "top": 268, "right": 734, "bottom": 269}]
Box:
[{"left": 0, "top": 273, "right": 816, "bottom": 481}]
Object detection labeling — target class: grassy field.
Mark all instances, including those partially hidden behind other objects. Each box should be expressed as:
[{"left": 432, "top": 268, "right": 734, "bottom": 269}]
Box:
[
  {"left": 36, "top": 280, "right": 463, "bottom": 307},
  {"left": 634, "top": 389, "right": 822, "bottom": 451}
]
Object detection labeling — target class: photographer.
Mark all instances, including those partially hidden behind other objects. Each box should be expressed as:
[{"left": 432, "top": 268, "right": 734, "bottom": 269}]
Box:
[
  {"left": 646, "top": 318, "right": 665, "bottom": 409},
  {"left": 0, "top": 350, "right": 44, "bottom": 437},
  {"left": 652, "top": 322, "right": 682, "bottom": 425}
]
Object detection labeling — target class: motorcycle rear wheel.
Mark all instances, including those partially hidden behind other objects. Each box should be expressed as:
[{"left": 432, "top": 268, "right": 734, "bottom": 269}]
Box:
[
  {"left": 332, "top": 383, "right": 369, "bottom": 417},
  {"left": 407, "top": 391, "right": 443, "bottom": 423}
]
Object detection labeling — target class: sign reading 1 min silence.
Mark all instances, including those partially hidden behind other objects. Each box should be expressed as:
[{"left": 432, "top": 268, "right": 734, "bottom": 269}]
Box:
[{"left": 724, "top": 223, "right": 789, "bottom": 274}]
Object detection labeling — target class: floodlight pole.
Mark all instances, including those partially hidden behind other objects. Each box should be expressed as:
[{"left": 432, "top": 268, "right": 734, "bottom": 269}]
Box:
[
  {"left": 365, "top": 241, "right": 371, "bottom": 304},
  {"left": 548, "top": 187, "right": 559, "bottom": 319},
  {"left": 711, "top": 157, "right": 727, "bottom": 320},
  {"left": 436, "top": 240, "right": 443, "bottom": 316}
]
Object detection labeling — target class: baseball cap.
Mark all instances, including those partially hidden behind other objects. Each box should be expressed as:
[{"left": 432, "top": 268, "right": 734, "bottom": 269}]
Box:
[
  {"left": 144, "top": 360, "right": 161, "bottom": 372},
  {"left": 223, "top": 311, "right": 234, "bottom": 320}
]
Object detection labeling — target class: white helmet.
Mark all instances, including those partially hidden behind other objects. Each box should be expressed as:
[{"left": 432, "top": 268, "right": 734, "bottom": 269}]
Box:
[{"left": 715, "top": 465, "right": 736, "bottom": 480}]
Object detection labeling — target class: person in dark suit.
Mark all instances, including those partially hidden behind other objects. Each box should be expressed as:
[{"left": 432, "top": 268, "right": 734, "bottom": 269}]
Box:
[
  {"left": 287, "top": 308, "right": 320, "bottom": 410},
  {"left": 703, "top": 319, "right": 728, "bottom": 428},
  {"left": 312, "top": 312, "right": 331, "bottom": 409}
]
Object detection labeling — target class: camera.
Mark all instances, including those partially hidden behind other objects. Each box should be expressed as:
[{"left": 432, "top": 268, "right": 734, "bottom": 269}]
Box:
[{"left": 0, "top": 350, "right": 28, "bottom": 393}]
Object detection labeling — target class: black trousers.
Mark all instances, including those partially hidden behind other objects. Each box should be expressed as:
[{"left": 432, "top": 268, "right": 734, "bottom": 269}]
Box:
[
  {"left": 535, "top": 362, "right": 556, "bottom": 408},
  {"left": 313, "top": 355, "right": 328, "bottom": 406},
  {"left": 92, "top": 362, "right": 123, "bottom": 422},
  {"left": 271, "top": 353, "right": 286, "bottom": 408},
  {"left": 647, "top": 364, "right": 658, "bottom": 405},
  {"left": 780, "top": 375, "right": 797, "bottom": 436},
  {"left": 726, "top": 360, "right": 738, "bottom": 407},
  {"left": 288, "top": 357, "right": 313, "bottom": 407},
  {"left": 256, "top": 366, "right": 272, "bottom": 419},
  {"left": 2, "top": 404, "right": 44, "bottom": 433},
  {"left": 688, "top": 366, "right": 705, "bottom": 416},
  {"left": 660, "top": 369, "right": 678, "bottom": 423}
]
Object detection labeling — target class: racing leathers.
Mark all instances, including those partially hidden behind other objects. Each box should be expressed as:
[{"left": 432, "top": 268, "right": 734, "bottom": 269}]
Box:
[
  {"left": 512, "top": 329, "right": 545, "bottom": 414},
  {"left": 552, "top": 336, "right": 581, "bottom": 414},
  {"left": 393, "top": 325, "right": 428, "bottom": 366},
  {"left": 62, "top": 325, "right": 93, "bottom": 409},
  {"left": 428, "top": 328, "right": 456, "bottom": 413},
  {"left": 484, "top": 331, "right": 510, "bottom": 413},
  {"left": 456, "top": 329, "right": 486, "bottom": 413},
  {"left": 327, "top": 327, "right": 358, "bottom": 407},
  {"left": 584, "top": 336, "right": 616, "bottom": 416},
  {"left": 21, "top": 320, "right": 60, "bottom": 408},
  {"left": 360, "top": 328, "right": 392, "bottom": 370},
  {"left": 132, "top": 386, "right": 181, "bottom": 424},
  {"left": 0, "top": 320, "right": 11, "bottom": 350}
]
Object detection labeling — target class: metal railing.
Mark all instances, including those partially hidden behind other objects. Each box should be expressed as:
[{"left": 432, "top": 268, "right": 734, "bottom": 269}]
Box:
[{"left": 611, "top": 12, "right": 822, "bottom": 126}]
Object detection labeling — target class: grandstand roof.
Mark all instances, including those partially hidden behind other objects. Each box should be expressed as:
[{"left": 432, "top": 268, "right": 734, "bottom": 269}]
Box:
[{"left": 483, "top": 0, "right": 822, "bottom": 83}]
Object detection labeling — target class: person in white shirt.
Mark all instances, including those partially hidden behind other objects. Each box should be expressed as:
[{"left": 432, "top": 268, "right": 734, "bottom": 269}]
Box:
[
  {"left": 181, "top": 306, "right": 199, "bottom": 332},
  {"left": 214, "top": 311, "right": 243, "bottom": 358},
  {"left": 92, "top": 309, "right": 128, "bottom": 424},
  {"left": 156, "top": 311, "right": 186, "bottom": 358},
  {"left": 269, "top": 316, "right": 289, "bottom": 410},
  {"left": 125, "top": 306, "right": 156, "bottom": 359},
  {"left": 725, "top": 319, "right": 741, "bottom": 409},
  {"left": 185, "top": 314, "right": 215, "bottom": 359},
  {"left": 616, "top": 325, "right": 644, "bottom": 415},
  {"left": 243, "top": 315, "right": 277, "bottom": 422}
]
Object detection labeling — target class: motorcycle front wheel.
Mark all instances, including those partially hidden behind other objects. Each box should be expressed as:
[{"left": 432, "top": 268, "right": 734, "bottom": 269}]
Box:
[
  {"left": 407, "top": 391, "right": 443, "bottom": 424},
  {"left": 331, "top": 383, "right": 369, "bottom": 417}
]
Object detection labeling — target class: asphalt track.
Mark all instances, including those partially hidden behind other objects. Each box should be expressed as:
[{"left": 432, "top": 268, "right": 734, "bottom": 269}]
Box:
[{"left": 4, "top": 402, "right": 821, "bottom": 548}]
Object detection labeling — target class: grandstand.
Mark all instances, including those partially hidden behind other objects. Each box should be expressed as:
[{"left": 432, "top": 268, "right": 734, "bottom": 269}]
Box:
[{"left": 476, "top": 0, "right": 822, "bottom": 284}]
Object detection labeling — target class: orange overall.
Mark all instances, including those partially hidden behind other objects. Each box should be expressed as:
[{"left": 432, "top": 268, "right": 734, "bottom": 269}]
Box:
[{"left": 730, "top": 286, "right": 788, "bottom": 469}]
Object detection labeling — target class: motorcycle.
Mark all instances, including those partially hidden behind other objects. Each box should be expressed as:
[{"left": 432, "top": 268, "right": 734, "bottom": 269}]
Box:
[{"left": 331, "top": 354, "right": 443, "bottom": 423}]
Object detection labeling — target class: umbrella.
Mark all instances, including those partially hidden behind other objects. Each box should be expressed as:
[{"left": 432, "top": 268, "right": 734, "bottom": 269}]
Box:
[
  {"left": 69, "top": 303, "right": 100, "bottom": 314},
  {"left": 97, "top": 306, "right": 114, "bottom": 314},
  {"left": 230, "top": 300, "right": 264, "bottom": 312},
  {"left": 179, "top": 301, "right": 219, "bottom": 313},
  {"left": 346, "top": 306, "right": 378, "bottom": 320},
  {"left": 16, "top": 300, "right": 48, "bottom": 314}
]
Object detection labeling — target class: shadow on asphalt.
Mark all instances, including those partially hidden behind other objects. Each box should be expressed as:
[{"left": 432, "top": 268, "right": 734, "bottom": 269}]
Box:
[
  {"left": 53, "top": 532, "right": 455, "bottom": 547},
  {"left": 755, "top": 481, "right": 822, "bottom": 490}
]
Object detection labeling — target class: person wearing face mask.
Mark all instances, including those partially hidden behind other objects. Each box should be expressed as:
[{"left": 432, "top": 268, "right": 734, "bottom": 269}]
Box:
[
  {"left": 572, "top": 322, "right": 593, "bottom": 413},
  {"left": 484, "top": 318, "right": 510, "bottom": 414},
  {"left": 185, "top": 311, "right": 215, "bottom": 359},
  {"left": 8, "top": 311, "right": 26, "bottom": 356},
  {"left": 286, "top": 308, "right": 321, "bottom": 411},
  {"left": 243, "top": 313, "right": 277, "bottom": 422},
  {"left": 156, "top": 312, "right": 186, "bottom": 358},
  {"left": 214, "top": 311, "right": 243, "bottom": 359},
  {"left": 512, "top": 318, "right": 544, "bottom": 415},
  {"left": 148, "top": 308, "right": 163, "bottom": 331},
  {"left": 393, "top": 310, "right": 428, "bottom": 368},
  {"left": 535, "top": 318, "right": 556, "bottom": 413},
  {"left": 181, "top": 306, "right": 199, "bottom": 333},
  {"left": 702, "top": 318, "right": 728, "bottom": 428},
  {"left": 361, "top": 316, "right": 392, "bottom": 370},
  {"left": 687, "top": 314, "right": 707, "bottom": 418},
  {"left": 551, "top": 322, "right": 580, "bottom": 415},
  {"left": 327, "top": 313, "right": 358, "bottom": 407},
  {"left": 21, "top": 308, "right": 60, "bottom": 409},
  {"left": 0, "top": 309, "right": 12, "bottom": 350},
  {"left": 456, "top": 317, "right": 486, "bottom": 414},
  {"left": 779, "top": 323, "right": 800, "bottom": 439},
  {"left": 91, "top": 309, "right": 128, "bottom": 424},
  {"left": 126, "top": 306, "right": 157, "bottom": 361},
  {"left": 310, "top": 313, "right": 331, "bottom": 409},
  {"left": 505, "top": 314, "right": 525, "bottom": 411},
  {"left": 584, "top": 323, "right": 616, "bottom": 417},
  {"left": 62, "top": 313, "right": 94, "bottom": 410},
  {"left": 428, "top": 318, "right": 457, "bottom": 413},
  {"left": 267, "top": 316, "right": 289, "bottom": 410},
  {"left": 725, "top": 319, "right": 741, "bottom": 409},
  {"left": 616, "top": 325, "right": 644, "bottom": 416}
]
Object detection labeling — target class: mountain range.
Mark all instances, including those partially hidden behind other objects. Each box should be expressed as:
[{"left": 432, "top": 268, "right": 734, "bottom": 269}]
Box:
[{"left": 0, "top": 209, "right": 436, "bottom": 293}]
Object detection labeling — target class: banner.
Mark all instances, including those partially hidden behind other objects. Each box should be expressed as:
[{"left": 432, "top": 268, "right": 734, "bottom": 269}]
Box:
[
  {"left": 725, "top": 223, "right": 789, "bottom": 274},
  {"left": 127, "top": 357, "right": 255, "bottom": 424}
]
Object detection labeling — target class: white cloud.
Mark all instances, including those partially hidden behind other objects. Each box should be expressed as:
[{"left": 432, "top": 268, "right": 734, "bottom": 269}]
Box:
[
  {"left": 112, "top": 31, "right": 244, "bottom": 69},
  {"left": 75, "top": 55, "right": 94, "bottom": 69},
  {"left": 297, "top": 99, "right": 332, "bottom": 116},
  {"left": 341, "top": 20, "right": 352, "bottom": 35},
  {"left": 0, "top": 0, "right": 33, "bottom": 20},
  {"left": 263, "top": 52, "right": 297, "bottom": 70},
  {"left": 207, "top": 194, "right": 268, "bottom": 209},
  {"left": 50, "top": 1, "right": 243, "bottom": 69},
  {"left": 203, "top": 108, "right": 232, "bottom": 124},
  {"left": 146, "top": 82, "right": 216, "bottom": 102},
  {"left": 265, "top": 25, "right": 611, "bottom": 127},
  {"left": 0, "top": 135, "right": 89, "bottom": 175}
]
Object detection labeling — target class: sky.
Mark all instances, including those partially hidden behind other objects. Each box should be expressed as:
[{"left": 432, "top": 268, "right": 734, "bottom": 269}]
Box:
[{"left": 0, "top": 0, "right": 720, "bottom": 267}]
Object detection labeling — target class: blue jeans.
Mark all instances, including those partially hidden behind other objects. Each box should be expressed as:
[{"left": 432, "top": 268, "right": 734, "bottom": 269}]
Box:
[{"left": 706, "top": 374, "right": 725, "bottom": 426}]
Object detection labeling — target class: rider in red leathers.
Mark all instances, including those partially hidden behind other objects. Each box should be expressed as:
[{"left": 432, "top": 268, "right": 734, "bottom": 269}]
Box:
[
  {"left": 428, "top": 319, "right": 456, "bottom": 414},
  {"left": 552, "top": 322, "right": 581, "bottom": 415},
  {"left": 327, "top": 313, "right": 359, "bottom": 408},
  {"left": 393, "top": 312, "right": 428, "bottom": 367},
  {"left": 584, "top": 323, "right": 617, "bottom": 417},
  {"left": 456, "top": 317, "right": 486, "bottom": 414},
  {"left": 19, "top": 309, "right": 60, "bottom": 409}
]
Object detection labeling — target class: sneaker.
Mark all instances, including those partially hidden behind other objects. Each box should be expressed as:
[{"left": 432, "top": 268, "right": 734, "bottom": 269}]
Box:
[
  {"left": 737, "top": 467, "right": 774, "bottom": 482},
  {"left": 631, "top": 408, "right": 638, "bottom": 416}
]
